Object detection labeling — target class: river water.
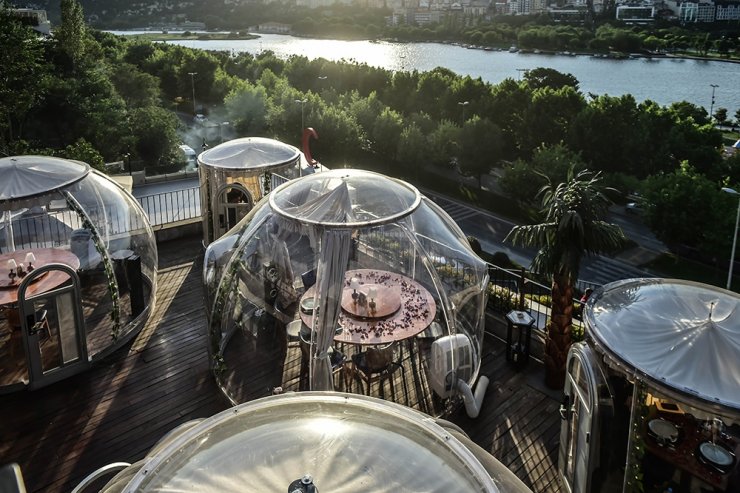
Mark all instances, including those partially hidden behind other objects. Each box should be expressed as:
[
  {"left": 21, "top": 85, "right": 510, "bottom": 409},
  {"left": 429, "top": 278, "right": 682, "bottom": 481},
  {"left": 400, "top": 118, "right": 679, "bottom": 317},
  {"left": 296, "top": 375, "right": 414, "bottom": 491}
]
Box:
[{"left": 113, "top": 31, "right": 740, "bottom": 110}]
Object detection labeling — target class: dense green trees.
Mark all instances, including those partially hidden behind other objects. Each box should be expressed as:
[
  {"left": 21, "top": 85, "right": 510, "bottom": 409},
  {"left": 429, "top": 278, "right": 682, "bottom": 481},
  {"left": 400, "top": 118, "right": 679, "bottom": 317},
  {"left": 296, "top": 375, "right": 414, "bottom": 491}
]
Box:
[
  {"left": 224, "top": 82, "right": 269, "bottom": 135},
  {"left": 59, "top": 139, "right": 106, "bottom": 171},
  {"left": 110, "top": 63, "right": 161, "bottom": 108},
  {"left": 2, "top": 5, "right": 736, "bottom": 268},
  {"left": 500, "top": 144, "right": 586, "bottom": 211},
  {"left": 129, "top": 107, "right": 181, "bottom": 165},
  {"left": 523, "top": 68, "right": 579, "bottom": 91},
  {"left": 1, "top": 3, "right": 180, "bottom": 165},
  {"left": 642, "top": 162, "right": 734, "bottom": 257},
  {"left": 0, "top": 9, "right": 50, "bottom": 148},
  {"left": 714, "top": 108, "right": 728, "bottom": 126},
  {"left": 458, "top": 117, "right": 503, "bottom": 187},
  {"left": 57, "top": 0, "right": 87, "bottom": 69}
]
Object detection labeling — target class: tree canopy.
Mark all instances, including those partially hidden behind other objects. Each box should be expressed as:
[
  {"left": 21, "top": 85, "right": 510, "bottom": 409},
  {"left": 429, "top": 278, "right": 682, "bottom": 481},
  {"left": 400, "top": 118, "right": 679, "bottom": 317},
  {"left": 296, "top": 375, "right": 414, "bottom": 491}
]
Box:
[{"left": 1, "top": 5, "right": 736, "bottom": 272}]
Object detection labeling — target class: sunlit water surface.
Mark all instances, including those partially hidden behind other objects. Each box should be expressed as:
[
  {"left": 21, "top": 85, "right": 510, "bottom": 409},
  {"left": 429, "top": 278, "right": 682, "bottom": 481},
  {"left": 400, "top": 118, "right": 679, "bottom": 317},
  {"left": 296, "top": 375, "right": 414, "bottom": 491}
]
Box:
[{"left": 112, "top": 31, "right": 740, "bottom": 110}]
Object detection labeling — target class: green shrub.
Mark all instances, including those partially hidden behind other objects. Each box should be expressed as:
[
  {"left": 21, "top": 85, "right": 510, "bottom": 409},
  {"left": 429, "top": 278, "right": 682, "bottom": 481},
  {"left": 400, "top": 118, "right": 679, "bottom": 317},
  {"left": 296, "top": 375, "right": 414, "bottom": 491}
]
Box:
[
  {"left": 487, "top": 284, "right": 518, "bottom": 313},
  {"left": 571, "top": 323, "right": 585, "bottom": 342},
  {"left": 526, "top": 293, "right": 552, "bottom": 306}
]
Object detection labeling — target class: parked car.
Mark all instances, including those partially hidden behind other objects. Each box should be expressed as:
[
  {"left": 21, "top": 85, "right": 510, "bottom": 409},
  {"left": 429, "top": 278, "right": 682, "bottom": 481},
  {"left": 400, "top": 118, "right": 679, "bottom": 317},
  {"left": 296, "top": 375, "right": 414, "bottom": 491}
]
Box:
[
  {"left": 625, "top": 202, "right": 643, "bottom": 215},
  {"left": 179, "top": 144, "right": 197, "bottom": 169}
]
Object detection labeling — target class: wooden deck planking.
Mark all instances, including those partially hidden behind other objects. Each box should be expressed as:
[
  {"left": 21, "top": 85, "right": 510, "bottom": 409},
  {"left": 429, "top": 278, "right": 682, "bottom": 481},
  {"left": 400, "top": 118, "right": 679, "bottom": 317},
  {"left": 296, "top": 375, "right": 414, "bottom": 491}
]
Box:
[
  {"left": 0, "top": 235, "right": 564, "bottom": 493},
  {"left": 0, "top": 250, "right": 225, "bottom": 492},
  {"left": 453, "top": 335, "right": 564, "bottom": 492}
]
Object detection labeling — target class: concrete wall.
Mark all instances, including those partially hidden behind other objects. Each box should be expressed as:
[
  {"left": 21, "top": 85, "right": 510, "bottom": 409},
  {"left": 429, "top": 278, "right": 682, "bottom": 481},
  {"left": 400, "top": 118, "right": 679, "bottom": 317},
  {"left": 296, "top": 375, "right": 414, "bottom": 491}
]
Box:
[
  {"left": 117, "top": 170, "right": 199, "bottom": 186},
  {"left": 153, "top": 218, "right": 202, "bottom": 244},
  {"left": 143, "top": 170, "right": 199, "bottom": 184}
]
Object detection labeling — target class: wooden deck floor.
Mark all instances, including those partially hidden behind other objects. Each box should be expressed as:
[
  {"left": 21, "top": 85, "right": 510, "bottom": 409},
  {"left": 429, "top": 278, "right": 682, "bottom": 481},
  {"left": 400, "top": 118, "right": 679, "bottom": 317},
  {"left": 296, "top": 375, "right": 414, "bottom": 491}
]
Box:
[{"left": 0, "top": 235, "right": 563, "bottom": 493}]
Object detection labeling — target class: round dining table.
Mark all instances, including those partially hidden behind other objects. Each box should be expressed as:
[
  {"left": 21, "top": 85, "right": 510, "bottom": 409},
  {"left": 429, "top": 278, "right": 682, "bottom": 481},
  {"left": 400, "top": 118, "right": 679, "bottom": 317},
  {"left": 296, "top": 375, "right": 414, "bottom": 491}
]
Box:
[
  {"left": 0, "top": 248, "right": 81, "bottom": 306},
  {"left": 299, "top": 269, "right": 437, "bottom": 346}
]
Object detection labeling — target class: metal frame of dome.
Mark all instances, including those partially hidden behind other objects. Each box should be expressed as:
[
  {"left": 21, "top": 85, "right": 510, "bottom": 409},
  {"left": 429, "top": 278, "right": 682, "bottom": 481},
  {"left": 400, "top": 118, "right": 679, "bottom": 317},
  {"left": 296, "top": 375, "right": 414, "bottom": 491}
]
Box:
[
  {"left": 584, "top": 278, "right": 740, "bottom": 414},
  {"left": 269, "top": 169, "right": 422, "bottom": 228}
]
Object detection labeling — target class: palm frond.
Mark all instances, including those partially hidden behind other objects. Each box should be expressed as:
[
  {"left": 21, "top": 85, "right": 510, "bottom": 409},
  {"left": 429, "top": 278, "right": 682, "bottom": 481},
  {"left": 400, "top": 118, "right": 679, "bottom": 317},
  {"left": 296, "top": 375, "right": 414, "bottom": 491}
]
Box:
[
  {"left": 505, "top": 222, "right": 556, "bottom": 248},
  {"left": 505, "top": 168, "right": 626, "bottom": 281}
]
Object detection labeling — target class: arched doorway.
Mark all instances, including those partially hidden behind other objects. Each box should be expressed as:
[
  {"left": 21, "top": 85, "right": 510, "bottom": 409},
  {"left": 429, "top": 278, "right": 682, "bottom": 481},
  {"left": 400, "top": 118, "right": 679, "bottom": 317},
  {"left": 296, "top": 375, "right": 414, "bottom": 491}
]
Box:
[
  {"left": 18, "top": 264, "right": 87, "bottom": 389},
  {"left": 216, "top": 184, "right": 253, "bottom": 238}
]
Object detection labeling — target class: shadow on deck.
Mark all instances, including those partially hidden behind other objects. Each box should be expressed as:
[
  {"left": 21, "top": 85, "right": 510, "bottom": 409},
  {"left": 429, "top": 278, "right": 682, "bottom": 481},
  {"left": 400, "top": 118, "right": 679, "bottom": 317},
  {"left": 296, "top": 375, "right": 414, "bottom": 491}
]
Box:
[{"left": 0, "top": 235, "right": 563, "bottom": 493}]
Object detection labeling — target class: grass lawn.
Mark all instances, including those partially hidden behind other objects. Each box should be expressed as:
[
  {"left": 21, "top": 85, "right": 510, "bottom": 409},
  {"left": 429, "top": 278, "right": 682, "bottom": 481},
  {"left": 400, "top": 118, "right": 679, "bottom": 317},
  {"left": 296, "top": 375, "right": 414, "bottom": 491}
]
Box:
[
  {"left": 673, "top": 51, "right": 740, "bottom": 62},
  {"left": 723, "top": 130, "right": 740, "bottom": 146},
  {"left": 644, "top": 252, "right": 737, "bottom": 290}
]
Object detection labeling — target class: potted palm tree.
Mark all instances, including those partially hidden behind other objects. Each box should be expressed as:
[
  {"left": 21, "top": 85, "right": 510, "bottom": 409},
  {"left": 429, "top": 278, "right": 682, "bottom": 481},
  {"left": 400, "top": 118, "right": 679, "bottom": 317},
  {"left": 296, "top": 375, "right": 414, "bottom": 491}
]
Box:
[{"left": 506, "top": 169, "right": 626, "bottom": 389}]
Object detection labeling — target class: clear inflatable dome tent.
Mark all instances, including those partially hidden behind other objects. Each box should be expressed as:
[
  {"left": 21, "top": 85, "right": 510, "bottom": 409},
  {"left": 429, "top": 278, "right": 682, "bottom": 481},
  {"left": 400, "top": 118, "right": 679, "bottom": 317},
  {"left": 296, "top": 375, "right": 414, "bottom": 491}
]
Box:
[
  {"left": 198, "top": 137, "right": 304, "bottom": 246},
  {"left": 75, "top": 393, "right": 533, "bottom": 493},
  {"left": 557, "top": 279, "right": 740, "bottom": 493},
  {"left": 204, "top": 169, "right": 489, "bottom": 417},
  {"left": 0, "top": 156, "right": 157, "bottom": 392}
]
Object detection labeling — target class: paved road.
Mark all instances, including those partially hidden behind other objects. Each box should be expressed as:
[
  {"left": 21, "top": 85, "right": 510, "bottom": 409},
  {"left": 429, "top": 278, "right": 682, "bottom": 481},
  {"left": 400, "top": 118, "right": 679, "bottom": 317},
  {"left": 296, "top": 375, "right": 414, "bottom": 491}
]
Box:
[
  {"left": 608, "top": 206, "right": 665, "bottom": 255},
  {"left": 133, "top": 177, "right": 200, "bottom": 226},
  {"left": 423, "top": 191, "right": 662, "bottom": 286},
  {"left": 132, "top": 177, "right": 199, "bottom": 198},
  {"left": 131, "top": 176, "right": 665, "bottom": 285},
  {"left": 422, "top": 167, "right": 666, "bottom": 285}
]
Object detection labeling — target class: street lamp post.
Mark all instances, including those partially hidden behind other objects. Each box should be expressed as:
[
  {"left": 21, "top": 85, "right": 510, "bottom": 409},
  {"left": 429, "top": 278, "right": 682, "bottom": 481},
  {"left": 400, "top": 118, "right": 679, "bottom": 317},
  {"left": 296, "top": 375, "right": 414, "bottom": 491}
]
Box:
[
  {"left": 219, "top": 121, "right": 229, "bottom": 143},
  {"left": 317, "top": 76, "right": 328, "bottom": 93},
  {"left": 458, "top": 101, "right": 469, "bottom": 125},
  {"left": 709, "top": 84, "right": 719, "bottom": 122},
  {"left": 188, "top": 72, "right": 198, "bottom": 116},
  {"left": 295, "top": 98, "right": 307, "bottom": 135},
  {"left": 516, "top": 68, "right": 527, "bottom": 80},
  {"left": 722, "top": 187, "right": 740, "bottom": 290},
  {"left": 124, "top": 153, "right": 131, "bottom": 177}
]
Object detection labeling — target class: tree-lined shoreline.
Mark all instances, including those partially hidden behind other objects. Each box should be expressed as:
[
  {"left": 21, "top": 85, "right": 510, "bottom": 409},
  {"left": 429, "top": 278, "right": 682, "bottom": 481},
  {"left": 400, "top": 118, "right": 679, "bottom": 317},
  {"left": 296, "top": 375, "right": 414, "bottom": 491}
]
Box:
[{"left": 122, "top": 20, "right": 740, "bottom": 63}]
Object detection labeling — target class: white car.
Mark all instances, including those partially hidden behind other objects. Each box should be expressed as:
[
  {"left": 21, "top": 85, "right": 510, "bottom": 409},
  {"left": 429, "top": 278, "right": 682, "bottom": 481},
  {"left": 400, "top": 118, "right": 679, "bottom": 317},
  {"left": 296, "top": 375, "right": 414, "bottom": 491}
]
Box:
[{"left": 625, "top": 202, "right": 643, "bottom": 215}]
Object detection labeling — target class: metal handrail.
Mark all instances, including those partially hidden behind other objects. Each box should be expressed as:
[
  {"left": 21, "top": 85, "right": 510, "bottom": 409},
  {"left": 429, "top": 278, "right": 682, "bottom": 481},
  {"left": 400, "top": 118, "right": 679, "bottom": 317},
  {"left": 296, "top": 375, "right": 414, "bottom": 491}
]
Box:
[
  {"left": 136, "top": 186, "right": 201, "bottom": 226},
  {"left": 128, "top": 183, "right": 590, "bottom": 335},
  {"left": 70, "top": 462, "right": 131, "bottom": 493}
]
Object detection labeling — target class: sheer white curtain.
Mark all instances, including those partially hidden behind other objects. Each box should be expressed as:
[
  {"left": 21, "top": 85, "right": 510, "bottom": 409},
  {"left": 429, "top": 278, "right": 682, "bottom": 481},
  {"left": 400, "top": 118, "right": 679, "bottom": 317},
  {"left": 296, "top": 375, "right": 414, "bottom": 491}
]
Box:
[
  {"left": 277, "top": 178, "right": 355, "bottom": 389},
  {"left": 298, "top": 181, "right": 354, "bottom": 390},
  {"left": 310, "top": 228, "right": 352, "bottom": 390}
]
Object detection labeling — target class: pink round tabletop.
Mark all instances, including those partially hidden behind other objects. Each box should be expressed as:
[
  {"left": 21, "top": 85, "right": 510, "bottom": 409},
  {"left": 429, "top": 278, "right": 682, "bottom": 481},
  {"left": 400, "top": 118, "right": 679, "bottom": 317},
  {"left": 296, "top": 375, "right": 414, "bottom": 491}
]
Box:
[{"left": 300, "top": 269, "right": 437, "bottom": 346}]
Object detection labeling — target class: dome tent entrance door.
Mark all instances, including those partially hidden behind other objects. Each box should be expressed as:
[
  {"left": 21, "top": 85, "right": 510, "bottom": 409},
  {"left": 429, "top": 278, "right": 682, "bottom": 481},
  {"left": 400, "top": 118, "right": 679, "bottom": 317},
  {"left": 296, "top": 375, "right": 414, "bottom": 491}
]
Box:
[
  {"left": 18, "top": 264, "right": 87, "bottom": 390},
  {"left": 558, "top": 344, "right": 609, "bottom": 493},
  {"left": 216, "top": 184, "right": 252, "bottom": 239}
]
